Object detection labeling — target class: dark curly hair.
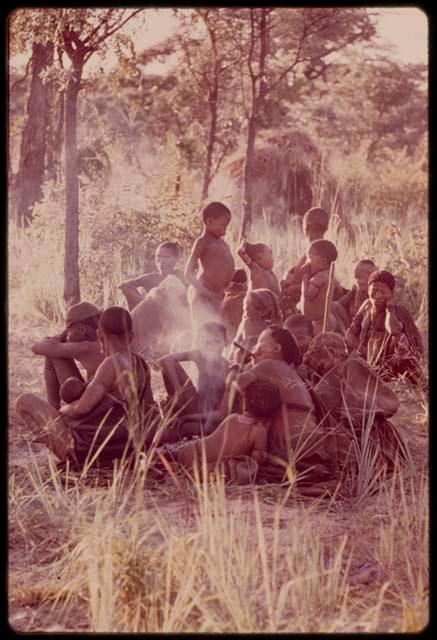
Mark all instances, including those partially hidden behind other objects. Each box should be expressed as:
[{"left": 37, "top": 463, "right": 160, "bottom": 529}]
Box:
[
  {"left": 244, "top": 381, "right": 282, "bottom": 418},
  {"left": 99, "top": 306, "right": 132, "bottom": 337},
  {"left": 268, "top": 325, "right": 300, "bottom": 365},
  {"left": 202, "top": 201, "right": 231, "bottom": 223}
]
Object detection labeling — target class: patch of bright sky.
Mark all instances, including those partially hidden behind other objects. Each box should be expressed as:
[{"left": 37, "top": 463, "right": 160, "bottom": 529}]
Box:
[{"left": 10, "top": 7, "right": 428, "bottom": 74}]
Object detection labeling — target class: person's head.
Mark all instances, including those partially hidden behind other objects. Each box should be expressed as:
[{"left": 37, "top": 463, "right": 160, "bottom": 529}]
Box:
[
  {"left": 253, "top": 325, "right": 300, "bottom": 366},
  {"left": 202, "top": 201, "right": 232, "bottom": 238},
  {"left": 60, "top": 376, "right": 86, "bottom": 403},
  {"left": 354, "top": 259, "right": 378, "bottom": 293},
  {"left": 243, "top": 289, "right": 280, "bottom": 323},
  {"left": 154, "top": 242, "right": 179, "bottom": 275},
  {"left": 245, "top": 242, "right": 274, "bottom": 270},
  {"left": 283, "top": 313, "right": 314, "bottom": 357},
  {"left": 367, "top": 270, "right": 395, "bottom": 311},
  {"left": 243, "top": 381, "right": 282, "bottom": 418},
  {"left": 307, "top": 239, "right": 338, "bottom": 274},
  {"left": 303, "top": 332, "right": 348, "bottom": 376},
  {"left": 97, "top": 306, "right": 133, "bottom": 355},
  {"left": 197, "top": 321, "right": 227, "bottom": 359},
  {"left": 231, "top": 268, "right": 248, "bottom": 285},
  {"left": 303, "top": 207, "right": 329, "bottom": 242},
  {"left": 65, "top": 302, "right": 101, "bottom": 342}
]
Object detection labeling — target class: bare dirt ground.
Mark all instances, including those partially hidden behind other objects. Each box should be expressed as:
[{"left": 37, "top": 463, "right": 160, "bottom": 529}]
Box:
[{"left": 8, "top": 334, "right": 429, "bottom": 632}]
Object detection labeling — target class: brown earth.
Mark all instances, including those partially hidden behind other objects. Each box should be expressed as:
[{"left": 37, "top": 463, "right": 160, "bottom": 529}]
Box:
[{"left": 8, "top": 334, "right": 428, "bottom": 632}]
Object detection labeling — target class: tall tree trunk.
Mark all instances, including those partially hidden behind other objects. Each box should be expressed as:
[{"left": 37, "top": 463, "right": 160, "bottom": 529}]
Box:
[
  {"left": 46, "top": 88, "right": 65, "bottom": 182},
  {"left": 201, "top": 88, "right": 218, "bottom": 201},
  {"left": 15, "top": 41, "right": 54, "bottom": 228},
  {"left": 63, "top": 61, "right": 83, "bottom": 306},
  {"left": 240, "top": 111, "right": 257, "bottom": 241}
]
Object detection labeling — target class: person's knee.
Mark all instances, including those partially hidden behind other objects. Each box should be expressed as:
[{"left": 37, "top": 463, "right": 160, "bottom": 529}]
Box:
[{"left": 16, "top": 392, "right": 35, "bottom": 415}]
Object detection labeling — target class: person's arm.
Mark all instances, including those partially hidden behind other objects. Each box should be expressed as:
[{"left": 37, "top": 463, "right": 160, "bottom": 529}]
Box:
[
  {"left": 31, "top": 338, "right": 100, "bottom": 359},
  {"left": 59, "top": 356, "right": 115, "bottom": 417},
  {"left": 237, "top": 242, "right": 252, "bottom": 267},
  {"left": 345, "top": 300, "right": 368, "bottom": 350},
  {"left": 158, "top": 351, "right": 197, "bottom": 393},
  {"left": 119, "top": 273, "right": 155, "bottom": 290},
  {"left": 250, "top": 424, "right": 268, "bottom": 463},
  {"left": 184, "top": 237, "right": 206, "bottom": 291},
  {"left": 385, "top": 299, "right": 403, "bottom": 336},
  {"left": 303, "top": 271, "right": 323, "bottom": 301}
]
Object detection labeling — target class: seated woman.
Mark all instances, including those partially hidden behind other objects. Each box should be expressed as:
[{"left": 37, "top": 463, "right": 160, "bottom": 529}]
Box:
[
  {"left": 157, "top": 382, "right": 282, "bottom": 484},
  {"left": 303, "top": 332, "right": 412, "bottom": 478},
  {"left": 345, "top": 270, "right": 424, "bottom": 386},
  {"left": 158, "top": 321, "right": 230, "bottom": 440},
  {"left": 229, "top": 325, "right": 339, "bottom": 488},
  {"left": 16, "top": 307, "right": 159, "bottom": 469}
]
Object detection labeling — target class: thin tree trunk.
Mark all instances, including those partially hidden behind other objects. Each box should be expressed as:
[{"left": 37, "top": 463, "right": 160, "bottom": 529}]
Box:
[
  {"left": 63, "top": 61, "right": 83, "bottom": 306},
  {"left": 15, "top": 41, "right": 54, "bottom": 227},
  {"left": 201, "top": 88, "right": 218, "bottom": 201},
  {"left": 240, "top": 111, "right": 257, "bottom": 241}
]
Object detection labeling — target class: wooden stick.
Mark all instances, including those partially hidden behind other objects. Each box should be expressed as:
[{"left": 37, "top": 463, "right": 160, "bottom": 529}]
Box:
[{"left": 322, "top": 262, "right": 336, "bottom": 333}]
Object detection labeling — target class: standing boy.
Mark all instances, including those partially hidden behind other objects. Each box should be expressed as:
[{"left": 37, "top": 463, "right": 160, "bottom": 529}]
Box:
[{"left": 184, "top": 202, "right": 235, "bottom": 331}]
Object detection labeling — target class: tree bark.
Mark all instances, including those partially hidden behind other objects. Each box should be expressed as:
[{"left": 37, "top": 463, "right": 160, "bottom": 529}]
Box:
[
  {"left": 63, "top": 60, "right": 83, "bottom": 306},
  {"left": 46, "top": 88, "right": 65, "bottom": 182},
  {"left": 240, "top": 110, "right": 257, "bottom": 240},
  {"left": 15, "top": 41, "right": 54, "bottom": 227},
  {"left": 201, "top": 88, "right": 218, "bottom": 201}
]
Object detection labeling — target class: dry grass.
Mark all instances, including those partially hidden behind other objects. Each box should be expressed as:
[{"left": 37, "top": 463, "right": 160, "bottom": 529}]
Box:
[{"left": 8, "top": 150, "right": 428, "bottom": 632}]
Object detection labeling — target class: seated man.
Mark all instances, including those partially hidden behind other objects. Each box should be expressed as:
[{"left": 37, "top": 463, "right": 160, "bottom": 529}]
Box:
[
  {"left": 157, "top": 382, "right": 282, "bottom": 484},
  {"left": 118, "top": 241, "right": 186, "bottom": 311},
  {"left": 16, "top": 307, "right": 159, "bottom": 469},
  {"left": 30, "top": 302, "right": 104, "bottom": 410}
]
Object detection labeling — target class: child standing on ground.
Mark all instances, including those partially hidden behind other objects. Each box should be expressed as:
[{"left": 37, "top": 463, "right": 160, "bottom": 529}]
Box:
[
  {"left": 300, "top": 239, "right": 343, "bottom": 334},
  {"left": 185, "top": 202, "right": 235, "bottom": 331},
  {"left": 280, "top": 207, "right": 330, "bottom": 320},
  {"left": 119, "top": 241, "right": 185, "bottom": 311},
  {"left": 237, "top": 241, "right": 280, "bottom": 297}
]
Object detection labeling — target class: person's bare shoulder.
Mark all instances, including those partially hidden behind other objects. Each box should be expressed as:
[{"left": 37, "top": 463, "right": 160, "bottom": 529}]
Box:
[{"left": 310, "top": 270, "right": 329, "bottom": 288}]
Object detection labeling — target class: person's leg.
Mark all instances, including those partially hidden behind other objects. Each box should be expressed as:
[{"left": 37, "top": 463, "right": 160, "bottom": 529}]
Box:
[
  {"left": 16, "top": 393, "right": 75, "bottom": 460},
  {"left": 162, "top": 361, "right": 199, "bottom": 416},
  {"left": 44, "top": 357, "right": 84, "bottom": 409},
  {"left": 121, "top": 287, "right": 144, "bottom": 311}
]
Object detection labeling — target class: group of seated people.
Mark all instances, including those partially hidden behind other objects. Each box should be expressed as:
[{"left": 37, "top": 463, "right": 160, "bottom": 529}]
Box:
[{"left": 16, "top": 202, "right": 425, "bottom": 494}]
